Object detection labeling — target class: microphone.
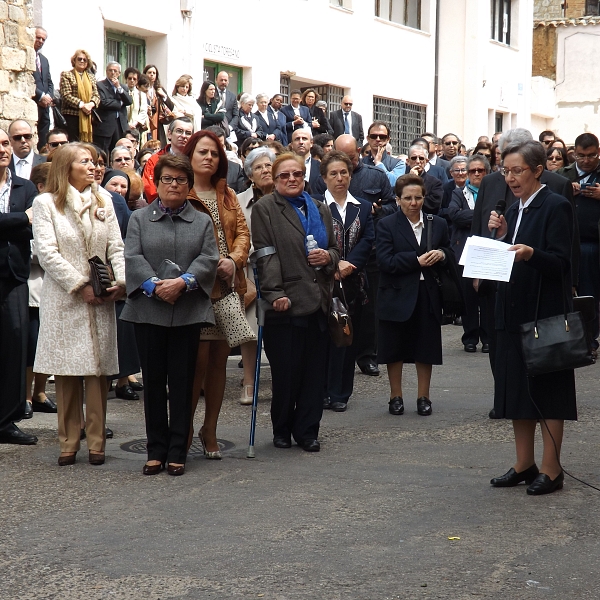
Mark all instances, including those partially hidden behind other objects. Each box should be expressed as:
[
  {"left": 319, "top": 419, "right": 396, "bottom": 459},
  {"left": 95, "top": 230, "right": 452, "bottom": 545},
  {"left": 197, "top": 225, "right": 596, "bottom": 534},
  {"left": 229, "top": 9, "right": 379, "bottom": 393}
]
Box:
[{"left": 490, "top": 200, "right": 506, "bottom": 240}]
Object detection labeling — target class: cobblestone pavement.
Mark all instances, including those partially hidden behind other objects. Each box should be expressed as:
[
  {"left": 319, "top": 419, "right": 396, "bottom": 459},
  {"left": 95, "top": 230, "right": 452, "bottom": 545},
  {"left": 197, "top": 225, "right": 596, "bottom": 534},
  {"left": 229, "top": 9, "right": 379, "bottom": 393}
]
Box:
[{"left": 1, "top": 324, "right": 600, "bottom": 599}]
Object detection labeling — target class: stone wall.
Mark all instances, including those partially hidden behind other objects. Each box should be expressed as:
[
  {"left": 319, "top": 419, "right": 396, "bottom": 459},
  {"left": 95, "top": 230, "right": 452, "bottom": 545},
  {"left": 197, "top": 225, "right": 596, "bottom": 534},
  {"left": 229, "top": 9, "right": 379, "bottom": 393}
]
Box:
[
  {"left": 532, "top": 26, "right": 557, "bottom": 78},
  {"left": 0, "top": 0, "right": 37, "bottom": 134},
  {"left": 534, "top": 0, "right": 563, "bottom": 20}
]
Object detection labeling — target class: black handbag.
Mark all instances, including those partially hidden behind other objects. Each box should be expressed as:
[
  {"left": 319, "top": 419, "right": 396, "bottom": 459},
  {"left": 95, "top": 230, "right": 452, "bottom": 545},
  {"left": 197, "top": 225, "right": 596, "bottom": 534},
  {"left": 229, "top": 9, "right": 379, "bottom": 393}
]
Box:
[
  {"left": 328, "top": 278, "right": 353, "bottom": 348},
  {"left": 519, "top": 276, "right": 595, "bottom": 376},
  {"left": 425, "top": 215, "right": 465, "bottom": 316},
  {"left": 52, "top": 106, "right": 67, "bottom": 128},
  {"left": 88, "top": 256, "right": 114, "bottom": 297}
]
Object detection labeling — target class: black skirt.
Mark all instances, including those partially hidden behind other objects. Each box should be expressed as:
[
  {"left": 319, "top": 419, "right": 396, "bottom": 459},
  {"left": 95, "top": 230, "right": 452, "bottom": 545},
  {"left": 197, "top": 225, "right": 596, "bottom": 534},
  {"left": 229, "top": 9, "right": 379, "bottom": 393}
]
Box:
[
  {"left": 377, "top": 281, "right": 442, "bottom": 365},
  {"left": 494, "top": 329, "right": 577, "bottom": 420}
]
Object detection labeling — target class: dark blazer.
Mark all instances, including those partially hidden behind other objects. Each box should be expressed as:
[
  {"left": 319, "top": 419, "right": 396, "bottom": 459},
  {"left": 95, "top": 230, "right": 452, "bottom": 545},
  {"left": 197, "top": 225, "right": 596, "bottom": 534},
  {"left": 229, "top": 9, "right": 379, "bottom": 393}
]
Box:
[
  {"left": 107, "top": 191, "right": 131, "bottom": 240},
  {"left": 447, "top": 186, "right": 474, "bottom": 259},
  {"left": 198, "top": 98, "right": 225, "bottom": 129},
  {"left": 330, "top": 110, "right": 364, "bottom": 145},
  {"left": 251, "top": 190, "right": 339, "bottom": 316},
  {"left": 268, "top": 106, "right": 288, "bottom": 145},
  {"left": 227, "top": 160, "right": 249, "bottom": 194},
  {"left": 8, "top": 153, "right": 46, "bottom": 178},
  {"left": 217, "top": 89, "right": 239, "bottom": 123},
  {"left": 471, "top": 169, "right": 580, "bottom": 285},
  {"left": 306, "top": 105, "right": 333, "bottom": 136},
  {"left": 439, "top": 179, "right": 456, "bottom": 225},
  {"left": 0, "top": 174, "right": 36, "bottom": 282},
  {"left": 230, "top": 112, "right": 265, "bottom": 144},
  {"left": 495, "top": 187, "right": 573, "bottom": 332},
  {"left": 280, "top": 104, "right": 312, "bottom": 138},
  {"left": 33, "top": 52, "right": 54, "bottom": 101},
  {"left": 426, "top": 163, "right": 449, "bottom": 185},
  {"left": 306, "top": 157, "right": 321, "bottom": 195},
  {"left": 434, "top": 157, "right": 451, "bottom": 173},
  {"left": 94, "top": 78, "right": 132, "bottom": 138},
  {"left": 376, "top": 211, "right": 450, "bottom": 323},
  {"left": 254, "top": 110, "right": 284, "bottom": 143}
]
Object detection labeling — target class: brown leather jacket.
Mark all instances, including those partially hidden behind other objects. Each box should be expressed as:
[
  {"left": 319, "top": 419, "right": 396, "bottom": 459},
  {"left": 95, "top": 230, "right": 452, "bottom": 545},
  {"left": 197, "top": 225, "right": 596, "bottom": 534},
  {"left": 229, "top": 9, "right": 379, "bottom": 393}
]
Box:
[{"left": 188, "top": 179, "right": 250, "bottom": 298}]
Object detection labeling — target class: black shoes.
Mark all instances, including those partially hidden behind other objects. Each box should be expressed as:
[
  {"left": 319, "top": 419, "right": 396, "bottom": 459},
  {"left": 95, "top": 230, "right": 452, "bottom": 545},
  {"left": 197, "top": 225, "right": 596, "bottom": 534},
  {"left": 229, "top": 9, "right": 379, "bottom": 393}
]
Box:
[
  {"left": 323, "top": 397, "right": 332, "bottom": 410},
  {"left": 32, "top": 397, "right": 57, "bottom": 413},
  {"left": 388, "top": 397, "right": 404, "bottom": 415},
  {"left": 464, "top": 343, "right": 477, "bottom": 353},
  {"left": 105, "top": 427, "right": 114, "bottom": 439},
  {"left": 273, "top": 437, "right": 292, "bottom": 448},
  {"left": 23, "top": 401, "right": 33, "bottom": 419},
  {"left": 331, "top": 402, "right": 347, "bottom": 412},
  {"left": 490, "top": 464, "right": 539, "bottom": 487},
  {"left": 527, "top": 472, "right": 564, "bottom": 495},
  {"left": 0, "top": 424, "right": 38, "bottom": 445},
  {"left": 115, "top": 385, "right": 139, "bottom": 400},
  {"left": 359, "top": 362, "right": 380, "bottom": 376},
  {"left": 489, "top": 408, "right": 498, "bottom": 419},
  {"left": 167, "top": 464, "right": 185, "bottom": 476},
  {"left": 128, "top": 380, "right": 144, "bottom": 391},
  {"left": 481, "top": 343, "right": 490, "bottom": 353},
  {"left": 417, "top": 397, "right": 432, "bottom": 416},
  {"left": 299, "top": 439, "right": 320, "bottom": 452}
]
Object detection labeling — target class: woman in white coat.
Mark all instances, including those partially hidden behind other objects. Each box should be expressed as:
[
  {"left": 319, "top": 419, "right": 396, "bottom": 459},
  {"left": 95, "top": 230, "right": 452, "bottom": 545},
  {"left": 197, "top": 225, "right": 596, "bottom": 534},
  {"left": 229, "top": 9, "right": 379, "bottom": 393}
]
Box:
[{"left": 33, "top": 143, "right": 126, "bottom": 467}]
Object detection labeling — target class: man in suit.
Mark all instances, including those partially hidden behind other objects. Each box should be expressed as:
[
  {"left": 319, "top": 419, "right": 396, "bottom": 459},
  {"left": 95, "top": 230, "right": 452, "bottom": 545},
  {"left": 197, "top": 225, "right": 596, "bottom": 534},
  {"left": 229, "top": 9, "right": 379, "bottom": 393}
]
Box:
[
  {"left": 280, "top": 89, "right": 311, "bottom": 142},
  {"left": 291, "top": 129, "right": 320, "bottom": 194},
  {"left": 362, "top": 121, "right": 405, "bottom": 186},
  {"left": 268, "top": 94, "right": 288, "bottom": 146},
  {"left": 8, "top": 120, "right": 46, "bottom": 179},
  {"left": 0, "top": 129, "right": 38, "bottom": 445},
  {"left": 422, "top": 133, "right": 450, "bottom": 178},
  {"left": 330, "top": 96, "right": 364, "bottom": 146},
  {"left": 440, "top": 133, "right": 461, "bottom": 162},
  {"left": 215, "top": 71, "right": 239, "bottom": 123},
  {"left": 405, "top": 145, "right": 443, "bottom": 214},
  {"left": 32, "top": 27, "right": 54, "bottom": 151},
  {"left": 93, "top": 62, "right": 132, "bottom": 156}
]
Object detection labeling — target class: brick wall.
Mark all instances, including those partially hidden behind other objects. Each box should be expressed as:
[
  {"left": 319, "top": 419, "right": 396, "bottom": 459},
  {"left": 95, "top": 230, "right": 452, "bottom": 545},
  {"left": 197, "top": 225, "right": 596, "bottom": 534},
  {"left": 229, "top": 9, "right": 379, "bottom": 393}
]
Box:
[
  {"left": 532, "top": 26, "right": 557, "bottom": 78},
  {"left": 0, "top": 0, "right": 37, "bottom": 133}
]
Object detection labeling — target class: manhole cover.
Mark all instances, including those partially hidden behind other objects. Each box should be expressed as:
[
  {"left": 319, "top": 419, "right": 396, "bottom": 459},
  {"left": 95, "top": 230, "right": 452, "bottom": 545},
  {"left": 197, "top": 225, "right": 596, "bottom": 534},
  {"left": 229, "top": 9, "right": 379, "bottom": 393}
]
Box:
[{"left": 120, "top": 438, "right": 235, "bottom": 457}]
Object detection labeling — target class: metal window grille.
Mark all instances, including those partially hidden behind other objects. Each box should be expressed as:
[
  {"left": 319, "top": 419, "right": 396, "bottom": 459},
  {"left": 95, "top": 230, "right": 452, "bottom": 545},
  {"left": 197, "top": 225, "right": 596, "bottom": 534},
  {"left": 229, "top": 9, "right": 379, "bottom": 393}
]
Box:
[
  {"left": 586, "top": 1, "right": 600, "bottom": 16},
  {"left": 373, "top": 96, "right": 426, "bottom": 154},
  {"left": 105, "top": 32, "right": 145, "bottom": 71},
  {"left": 279, "top": 75, "right": 290, "bottom": 104},
  {"left": 106, "top": 39, "right": 119, "bottom": 65}
]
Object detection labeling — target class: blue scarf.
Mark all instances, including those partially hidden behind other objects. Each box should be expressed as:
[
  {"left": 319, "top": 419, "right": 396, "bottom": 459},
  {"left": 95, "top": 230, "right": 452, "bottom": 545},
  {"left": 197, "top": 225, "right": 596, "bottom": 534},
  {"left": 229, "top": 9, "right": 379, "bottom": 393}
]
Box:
[
  {"left": 285, "top": 191, "right": 328, "bottom": 254},
  {"left": 465, "top": 180, "right": 479, "bottom": 203}
]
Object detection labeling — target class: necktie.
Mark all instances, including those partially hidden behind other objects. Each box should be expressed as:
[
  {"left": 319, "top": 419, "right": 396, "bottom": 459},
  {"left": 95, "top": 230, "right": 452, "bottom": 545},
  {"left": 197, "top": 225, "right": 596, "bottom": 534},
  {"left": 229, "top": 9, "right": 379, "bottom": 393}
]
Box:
[
  {"left": 220, "top": 90, "right": 226, "bottom": 105},
  {"left": 17, "top": 159, "right": 27, "bottom": 177},
  {"left": 344, "top": 112, "right": 350, "bottom": 134},
  {"left": 36, "top": 53, "right": 41, "bottom": 73}
]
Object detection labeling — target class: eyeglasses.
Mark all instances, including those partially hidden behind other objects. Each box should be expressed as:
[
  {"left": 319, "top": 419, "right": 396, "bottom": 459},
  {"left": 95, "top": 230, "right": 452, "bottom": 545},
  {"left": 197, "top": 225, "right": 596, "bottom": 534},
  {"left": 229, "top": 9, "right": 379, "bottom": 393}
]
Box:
[
  {"left": 275, "top": 170, "right": 304, "bottom": 181},
  {"left": 547, "top": 156, "right": 563, "bottom": 162},
  {"left": 500, "top": 166, "right": 531, "bottom": 177},
  {"left": 451, "top": 168, "right": 467, "bottom": 174},
  {"left": 159, "top": 175, "right": 188, "bottom": 185},
  {"left": 343, "top": 102, "right": 353, "bottom": 106},
  {"left": 253, "top": 163, "right": 272, "bottom": 172},
  {"left": 369, "top": 134, "right": 389, "bottom": 141},
  {"left": 76, "top": 57, "right": 88, "bottom": 62},
  {"left": 409, "top": 156, "right": 427, "bottom": 162},
  {"left": 468, "top": 168, "right": 486, "bottom": 175},
  {"left": 444, "top": 140, "right": 459, "bottom": 146},
  {"left": 48, "top": 141, "right": 68, "bottom": 148},
  {"left": 574, "top": 153, "right": 599, "bottom": 161},
  {"left": 113, "top": 157, "right": 131, "bottom": 163},
  {"left": 11, "top": 134, "right": 33, "bottom": 141},
  {"left": 95, "top": 161, "right": 105, "bottom": 168},
  {"left": 541, "top": 139, "right": 554, "bottom": 145},
  {"left": 173, "top": 128, "right": 192, "bottom": 137}
]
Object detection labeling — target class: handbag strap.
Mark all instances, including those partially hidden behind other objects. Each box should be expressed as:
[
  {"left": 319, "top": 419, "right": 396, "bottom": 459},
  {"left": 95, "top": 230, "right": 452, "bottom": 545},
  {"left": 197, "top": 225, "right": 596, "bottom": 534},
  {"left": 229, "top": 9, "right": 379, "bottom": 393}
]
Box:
[
  {"left": 533, "top": 265, "right": 569, "bottom": 337},
  {"left": 426, "top": 214, "right": 433, "bottom": 252}
]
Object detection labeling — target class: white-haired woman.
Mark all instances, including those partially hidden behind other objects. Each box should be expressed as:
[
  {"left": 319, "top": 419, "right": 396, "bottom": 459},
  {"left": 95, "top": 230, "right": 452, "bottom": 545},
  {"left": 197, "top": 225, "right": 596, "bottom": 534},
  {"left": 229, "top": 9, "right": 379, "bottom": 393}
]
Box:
[{"left": 231, "top": 94, "right": 265, "bottom": 144}]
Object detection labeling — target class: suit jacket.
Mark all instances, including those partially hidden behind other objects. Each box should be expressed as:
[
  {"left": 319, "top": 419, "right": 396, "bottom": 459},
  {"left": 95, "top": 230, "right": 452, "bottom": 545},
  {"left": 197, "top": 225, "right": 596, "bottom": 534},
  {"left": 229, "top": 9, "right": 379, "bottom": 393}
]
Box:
[
  {"left": 330, "top": 110, "right": 364, "bottom": 145},
  {"left": 94, "top": 78, "right": 132, "bottom": 138},
  {"left": 471, "top": 169, "right": 580, "bottom": 285},
  {"left": 280, "top": 104, "right": 312, "bottom": 138},
  {"left": 8, "top": 153, "right": 47, "bottom": 178},
  {"left": 227, "top": 160, "right": 250, "bottom": 194},
  {"left": 217, "top": 88, "right": 239, "bottom": 123},
  {"left": 33, "top": 52, "right": 54, "bottom": 102},
  {"left": 0, "top": 174, "right": 37, "bottom": 282},
  {"left": 376, "top": 211, "right": 450, "bottom": 323},
  {"left": 251, "top": 190, "right": 339, "bottom": 316},
  {"left": 447, "top": 186, "right": 474, "bottom": 259},
  {"left": 495, "top": 187, "right": 573, "bottom": 332},
  {"left": 306, "top": 157, "right": 321, "bottom": 195},
  {"left": 254, "top": 110, "right": 284, "bottom": 143},
  {"left": 230, "top": 112, "right": 265, "bottom": 144},
  {"left": 268, "top": 106, "right": 288, "bottom": 145},
  {"left": 306, "top": 105, "right": 333, "bottom": 136},
  {"left": 426, "top": 163, "right": 449, "bottom": 185}
]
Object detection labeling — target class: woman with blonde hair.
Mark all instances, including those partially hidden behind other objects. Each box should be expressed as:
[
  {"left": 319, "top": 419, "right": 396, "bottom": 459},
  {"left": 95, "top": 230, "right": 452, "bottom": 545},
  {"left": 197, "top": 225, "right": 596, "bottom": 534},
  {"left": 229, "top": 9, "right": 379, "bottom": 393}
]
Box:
[
  {"left": 172, "top": 74, "right": 201, "bottom": 131},
  {"left": 59, "top": 49, "right": 100, "bottom": 143},
  {"left": 33, "top": 143, "right": 126, "bottom": 466}
]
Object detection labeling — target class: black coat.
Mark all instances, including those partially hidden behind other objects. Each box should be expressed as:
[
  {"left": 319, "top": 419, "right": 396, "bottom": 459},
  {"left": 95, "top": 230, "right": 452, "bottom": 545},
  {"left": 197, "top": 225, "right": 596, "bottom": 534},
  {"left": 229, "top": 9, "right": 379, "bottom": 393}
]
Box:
[
  {"left": 376, "top": 211, "right": 450, "bottom": 323},
  {"left": 447, "top": 186, "right": 474, "bottom": 259},
  {"left": 495, "top": 186, "right": 573, "bottom": 333},
  {"left": 94, "top": 78, "right": 132, "bottom": 138},
  {"left": 230, "top": 112, "right": 265, "bottom": 143},
  {"left": 33, "top": 52, "right": 54, "bottom": 101},
  {"left": 198, "top": 98, "right": 225, "bottom": 129},
  {"left": 330, "top": 110, "right": 364, "bottom": 145},
  {"left": 254, "top": 110, "right": 284, "bottom": 143},
  {"left": 280, "top": 104, "right": 312, "bottom": 138},
  {"left": 0, "top": 174, "right": 36, "bottom": 282},
  {"left": 305, "top": 105, "right": 333, "bottom": 136}
]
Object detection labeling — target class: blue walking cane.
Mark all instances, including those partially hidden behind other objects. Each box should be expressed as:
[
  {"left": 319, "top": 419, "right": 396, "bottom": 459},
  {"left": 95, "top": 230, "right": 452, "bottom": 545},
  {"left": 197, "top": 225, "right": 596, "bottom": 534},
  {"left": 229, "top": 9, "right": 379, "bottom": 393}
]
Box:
[{"left": 247, "top": 245, "right": 277, "bottom": 458}]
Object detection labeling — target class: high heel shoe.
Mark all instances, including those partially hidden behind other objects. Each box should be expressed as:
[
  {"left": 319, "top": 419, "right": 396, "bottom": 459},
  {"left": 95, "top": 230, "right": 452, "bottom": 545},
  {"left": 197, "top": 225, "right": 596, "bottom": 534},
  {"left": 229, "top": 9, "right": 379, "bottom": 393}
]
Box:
[
  {"left": 526, "top": 471, "right": 564, "bottom": 495},
  {"left": 490, "top": 464, "right": 539, "bottom": 487},
  {"left": 58, "top": 453, "right": 76, "bottom": 466},
  {"left": 88, "top": 451, "right": 105, "bottom": 466},
  {"left": 198, "top": 428, "right": 222, "bottom": 460},
  {"left": 240, "top": 384, "right": 254, "bottom": 405}
]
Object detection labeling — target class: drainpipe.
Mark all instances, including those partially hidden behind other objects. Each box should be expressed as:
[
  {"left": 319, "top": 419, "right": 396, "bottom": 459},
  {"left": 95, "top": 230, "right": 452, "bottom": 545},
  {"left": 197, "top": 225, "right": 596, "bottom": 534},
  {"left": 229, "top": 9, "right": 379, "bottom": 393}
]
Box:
[{"left": 433, "top": 0, "right": 441, "bottom": 133}]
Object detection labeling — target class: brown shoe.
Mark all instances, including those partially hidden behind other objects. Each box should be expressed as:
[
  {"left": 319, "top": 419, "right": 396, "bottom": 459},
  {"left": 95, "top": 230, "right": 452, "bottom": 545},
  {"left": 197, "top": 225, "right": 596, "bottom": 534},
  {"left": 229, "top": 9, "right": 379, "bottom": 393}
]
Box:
[
  {"left": 167, "top": 463, "right": 185, "bottom": 476},
  {"left": 58, "top": 453, "right": 76, "bottom": 466},
  {"left": 142, "top": 461, "right": 164, "bottom": 475},
  {"left": 88, "top": 451, "right": 105, "bottom": 465}
]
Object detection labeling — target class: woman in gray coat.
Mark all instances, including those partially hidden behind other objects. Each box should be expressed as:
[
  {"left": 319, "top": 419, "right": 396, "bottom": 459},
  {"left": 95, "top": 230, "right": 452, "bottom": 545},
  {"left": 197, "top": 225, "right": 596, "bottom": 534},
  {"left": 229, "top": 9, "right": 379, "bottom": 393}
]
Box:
[{"left": 121, "top": 154, "right": 219, "bottom": 476}]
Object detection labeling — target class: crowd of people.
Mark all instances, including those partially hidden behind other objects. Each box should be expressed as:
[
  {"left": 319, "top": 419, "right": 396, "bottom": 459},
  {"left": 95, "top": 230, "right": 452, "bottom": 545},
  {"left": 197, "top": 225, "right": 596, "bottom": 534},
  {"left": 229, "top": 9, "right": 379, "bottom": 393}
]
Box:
[{"left": 0, "top": 26, "right": 594, "bottom": 494}]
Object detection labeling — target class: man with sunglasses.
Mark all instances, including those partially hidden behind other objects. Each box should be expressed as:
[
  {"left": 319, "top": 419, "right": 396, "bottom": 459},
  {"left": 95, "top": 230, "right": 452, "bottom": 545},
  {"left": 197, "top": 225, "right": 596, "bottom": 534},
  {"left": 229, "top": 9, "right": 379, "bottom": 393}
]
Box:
[
  {"left": 440, "top": 133, "right": 462, "bottom": 162},
  {"left": 8, "top": 120, "right": 46, "bottom": 180},
  {"left": 46, "top": 129, "right": 69, "bottom": 151},
  {"left": 32, "top": 27, "right": 54, "bottom": 151},
  {"left": 330, "top": 96, "right": 363, "bottom": 146},
  {"left": 362, "top": 121, "right": 405, "bottom": 186},
  {"left": 405, "top": 144, "right": 443, "bottom": 214}
]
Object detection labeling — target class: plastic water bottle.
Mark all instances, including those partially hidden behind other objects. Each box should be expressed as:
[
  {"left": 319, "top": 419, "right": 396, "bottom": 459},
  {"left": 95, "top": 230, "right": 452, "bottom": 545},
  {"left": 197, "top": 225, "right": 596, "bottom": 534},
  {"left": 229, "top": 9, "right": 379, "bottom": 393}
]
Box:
[{"left": 306, "top": 235, "right": 322, "bottom": 270}]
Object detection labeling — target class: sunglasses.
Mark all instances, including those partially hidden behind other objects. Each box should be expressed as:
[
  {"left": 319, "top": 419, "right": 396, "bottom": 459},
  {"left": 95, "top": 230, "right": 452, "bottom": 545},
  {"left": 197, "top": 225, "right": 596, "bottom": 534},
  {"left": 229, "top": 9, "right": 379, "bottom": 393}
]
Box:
[
  {"left": 12, "top": 134, "right": 33, "bottom": 142},
  {"left": 113, "top": 157, "right": 131, "bottom": 162},
  {"left": 48, "top": 141, "right": 68, "bottom": 148},
  {"left": 468, "top": 168, "right": 486, "bottom": 175},
  {"left": 444, "top": 140, "right": 459, "bottom": 146},
  {"left": 276, "top": 170, "right": 304, "bottom": 181},
  {"left": 343, "top": 103, "right": 353, "bottom": 106},
  {"left": 369, "top": 134, "right": 389, "bottom": 141}
]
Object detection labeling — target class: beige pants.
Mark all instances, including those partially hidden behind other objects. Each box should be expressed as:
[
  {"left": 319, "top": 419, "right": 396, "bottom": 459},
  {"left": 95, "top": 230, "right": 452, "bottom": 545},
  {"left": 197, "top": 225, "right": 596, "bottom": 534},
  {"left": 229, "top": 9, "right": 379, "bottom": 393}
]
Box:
[{"left": 55, "top": 376, "right": 108, "bottom": 453}]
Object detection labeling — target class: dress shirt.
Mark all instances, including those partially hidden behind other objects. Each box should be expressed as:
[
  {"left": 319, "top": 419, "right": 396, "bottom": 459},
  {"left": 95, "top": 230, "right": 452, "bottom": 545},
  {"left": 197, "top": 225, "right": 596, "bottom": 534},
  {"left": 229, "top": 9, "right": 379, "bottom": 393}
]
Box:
[
  {"left": 15, "top": 151, "right": 34, "bottom": 180},
  {"left": 258, "top": 110, "right": 269, "bottom": 125},
  {"left": 0, "top": 168, "right": 12, "bottom": 214},
  {"left": 576, "top": 165, "right": 593, "bottom": 184},
  {"left": 305, "top": 156, "right": 311, "bottom": 183},
  {"left": 407, "top": 210, "right": 424, "bottom": 280},
  {"left": 325, "top": 190, "right": 361, "bottom": 223},
  {"left": 343, "top": 110, "right": 352, "bottom": 134},
  {"left": 511, "top": 185, "right": 546, "bottom": 245}
]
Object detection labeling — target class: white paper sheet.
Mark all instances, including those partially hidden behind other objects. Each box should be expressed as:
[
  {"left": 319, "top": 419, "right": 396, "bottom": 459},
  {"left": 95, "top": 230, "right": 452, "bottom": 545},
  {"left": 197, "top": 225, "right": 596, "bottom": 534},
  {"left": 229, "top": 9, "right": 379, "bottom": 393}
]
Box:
[
  {"left": 459, "top": 235, "right": 512, "bottom": 265},
  {"left": 462, "top": 242, "right": 515, "bottom": 282}
]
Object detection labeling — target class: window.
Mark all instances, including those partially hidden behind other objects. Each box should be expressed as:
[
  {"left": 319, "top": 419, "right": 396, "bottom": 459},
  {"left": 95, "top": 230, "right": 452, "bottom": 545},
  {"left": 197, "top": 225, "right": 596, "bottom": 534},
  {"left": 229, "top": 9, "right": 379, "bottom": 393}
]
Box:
[
  {"left": 279, "top": 75, "right": 290, "bottom": 104},
  {"left": 304, "top": 85, "right": 344, "bottom": 115},
  {"left": 495, "top": 112, "right": 504, "bottom": 134},
  {"left": 375, "top": 0, "right": 422, "bottom": 30},
  {"left": 105, "top": 31, "right": 146, "bottom": 71},
  {"left": 373, "top": 96, "right": 426, "bottom": 154},
  {"left": 586, "top": 1, "right": 600, "bottom": 16},
  {"left": 491, "top": 0, "right": 511, "bottom": 45}
]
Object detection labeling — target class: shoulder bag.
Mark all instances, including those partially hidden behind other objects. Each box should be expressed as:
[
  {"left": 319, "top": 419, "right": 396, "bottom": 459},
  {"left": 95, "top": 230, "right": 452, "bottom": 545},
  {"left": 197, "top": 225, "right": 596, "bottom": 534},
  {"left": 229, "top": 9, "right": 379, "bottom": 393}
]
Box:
[
  {"left": 519, "top": 273, "right": 595, "bottom": 376},
  {"left": 88, "top": 255, "right": 114, "bottom": 297},
  {"left": 328, "top": 277, "right": 353, "bottom": 348}
]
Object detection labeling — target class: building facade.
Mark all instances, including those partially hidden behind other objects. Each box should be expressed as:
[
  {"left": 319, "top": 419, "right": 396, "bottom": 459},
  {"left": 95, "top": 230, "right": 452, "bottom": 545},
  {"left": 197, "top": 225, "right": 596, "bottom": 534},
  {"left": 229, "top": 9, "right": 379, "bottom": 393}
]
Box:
[{"left": 33, "top": 0, "right": 534, "bottom": 150}]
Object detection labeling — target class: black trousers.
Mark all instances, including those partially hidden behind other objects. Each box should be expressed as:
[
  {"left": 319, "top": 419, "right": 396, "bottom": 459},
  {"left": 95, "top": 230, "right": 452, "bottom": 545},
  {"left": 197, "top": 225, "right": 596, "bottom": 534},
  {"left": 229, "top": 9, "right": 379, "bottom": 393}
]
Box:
[
  {"left": 460, "top": 268, "right": 488, "bottom": 346},
  {"left": 37, "top": 105, "right": 51, "bottom": 151},
  {"left": 355, "top": 266, "right": 379, "bottom": 367},
  {"left": 93, "top": 118, "right": 126, "bottom": 157},
  {"left": 263, "top": 311, "right": 328, "bottom": 443},
  {"left": 479, "top": 281, "right": 498, "bottom": 377},
  {"left": 134, "top": 322, "right": 201, "bottom": 464},
  {"left": 327, "top": 302, "right": 363, "bottom": 404},
  {"left": 0, "top": 280, "right": 29, "bottom": 430},
  {"left": 65, "top": 114, "right": 80, "bottom": 142}
]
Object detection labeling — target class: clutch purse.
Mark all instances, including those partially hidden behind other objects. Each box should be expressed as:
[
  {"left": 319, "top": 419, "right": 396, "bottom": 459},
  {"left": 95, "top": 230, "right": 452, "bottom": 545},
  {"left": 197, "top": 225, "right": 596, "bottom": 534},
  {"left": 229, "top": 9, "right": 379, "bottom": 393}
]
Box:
[
  {"left": 156, "top": 259, "right": 182, "bottom": 280},
  {"left": 88, "top": 255, "right": 114, "bottom": 297}
]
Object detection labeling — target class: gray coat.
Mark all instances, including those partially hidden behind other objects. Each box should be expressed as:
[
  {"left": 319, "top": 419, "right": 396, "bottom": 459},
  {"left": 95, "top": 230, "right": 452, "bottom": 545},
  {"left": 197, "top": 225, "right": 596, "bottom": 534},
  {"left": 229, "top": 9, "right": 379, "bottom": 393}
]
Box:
[
  {"left": 120, "top": 200, "right": 219, "bottom": 327},
  {"left": 251, "top": 191, "right": 339, "bottom": 316}
]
